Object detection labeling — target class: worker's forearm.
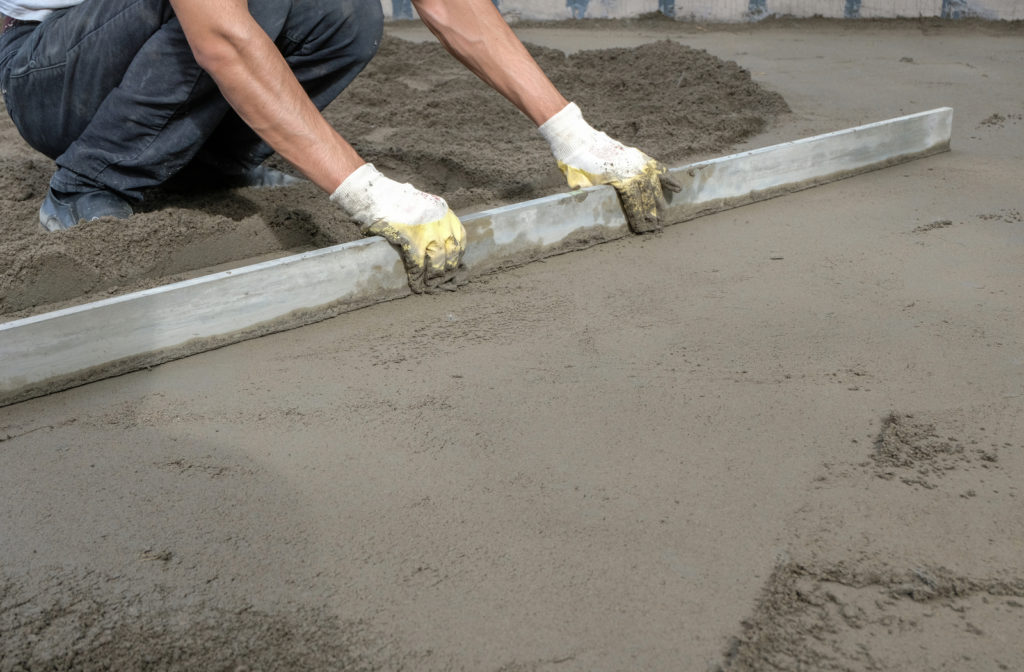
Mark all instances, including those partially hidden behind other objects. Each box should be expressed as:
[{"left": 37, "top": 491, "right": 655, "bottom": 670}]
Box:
[
  {"left": 171, "top": 1, "right": 363, "bottom": 193},
  {"left": 411, "top": 0, "right": 568, "bottom": 126}
]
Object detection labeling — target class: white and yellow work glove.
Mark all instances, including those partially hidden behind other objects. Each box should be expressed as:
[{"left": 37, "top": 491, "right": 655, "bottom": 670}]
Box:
[
  {"left": 539, "top": 102, "right": 681, "bottom": 233},
  {"left": 332, "top": 164, "right": 466, "bottom": 293}
]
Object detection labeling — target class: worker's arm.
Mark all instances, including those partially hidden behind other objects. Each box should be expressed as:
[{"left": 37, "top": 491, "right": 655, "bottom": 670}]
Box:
[
  {"left": 411, "top": 0, "right": 567, "bottom": 125},
  {"left": 169, "top": 0, "right": 363, "bottom": 193},
  {"left": 169, "top": 0, "right": 464, "bottom": 291},
  {"left": 412, "top": 0, "right": 680, "bottom": 232}
]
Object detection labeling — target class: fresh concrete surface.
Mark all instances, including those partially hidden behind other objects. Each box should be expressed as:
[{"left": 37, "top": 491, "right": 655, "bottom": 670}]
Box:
[{"left": 1, "top": 21, "right": 1022, "bottom": 672}]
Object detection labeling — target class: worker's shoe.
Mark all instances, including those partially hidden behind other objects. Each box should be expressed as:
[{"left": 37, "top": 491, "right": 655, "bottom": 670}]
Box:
[{"left": 39, "top": 187, "right": 133, "bottom": 232}]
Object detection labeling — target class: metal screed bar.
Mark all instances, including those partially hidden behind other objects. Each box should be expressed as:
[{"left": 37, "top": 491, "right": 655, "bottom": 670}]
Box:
[{"left": 0, "top": 108, "right": 953, "bottom": 406}]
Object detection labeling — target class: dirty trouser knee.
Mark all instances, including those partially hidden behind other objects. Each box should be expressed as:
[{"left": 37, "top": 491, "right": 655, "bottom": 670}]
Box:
[{"left": 0, "top": 0, "right": 383, "bottom": 201}]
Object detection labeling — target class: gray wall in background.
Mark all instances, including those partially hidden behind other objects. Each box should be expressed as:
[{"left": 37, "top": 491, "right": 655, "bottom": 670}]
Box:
[{"left": 380, "top": 0, "right": 1020, "bottom": 20}]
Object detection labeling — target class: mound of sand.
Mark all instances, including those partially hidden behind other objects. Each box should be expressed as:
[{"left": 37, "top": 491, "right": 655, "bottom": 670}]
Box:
[{"left": 0, "top": 37, "right": 788, "bottom": 319}]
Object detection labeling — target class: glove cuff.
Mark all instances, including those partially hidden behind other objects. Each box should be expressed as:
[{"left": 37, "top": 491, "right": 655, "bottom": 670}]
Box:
[
  {"left": 331, "top": 163, "right": 450, "bottom": 230},
  {"left": 538, "top": 102, "right": 599, "bottom": 163},
  {"left": 330, "top": 163, "right": 386, "bottom": 227}
]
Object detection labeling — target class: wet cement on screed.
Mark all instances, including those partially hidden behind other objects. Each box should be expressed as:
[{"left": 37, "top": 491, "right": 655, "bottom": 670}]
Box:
[
  {"left": 0, "top": 35, "right": 787, "bottom": 319},
  {"left": 2, "top": 18, "right": 1024, "bottom": 672}
]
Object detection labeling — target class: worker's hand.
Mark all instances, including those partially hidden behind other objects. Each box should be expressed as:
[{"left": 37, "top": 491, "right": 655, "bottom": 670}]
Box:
[
  {"left": 332, "top": 164, "right": 466, "bottom": 293},
  {"left": 539, "top": 102, "right": 681, "bottom": 233}
]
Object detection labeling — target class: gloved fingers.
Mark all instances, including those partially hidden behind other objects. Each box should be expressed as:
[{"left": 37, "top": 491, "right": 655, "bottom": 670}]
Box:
[
  {"left": 442, "top": 209, "right": 467, "bottom": 274},
  {"left": 366, "top": 219, "right": 429, "bottom": 293},
  {"left": 399, "top": 239, "right": 429, "bottom": 295},
  {"left": 614, "top": 169, "right": 664, "bottom": 234},
  {"left": 444, "top": 234, "right": 461, "bottom": 273},
  {"left": 425, "top": 249, "right": 468, "bottom": 294},
  {"left": 650, "top": 164, "right": 675, "bottom": 214},
  {"left": 424, "top": 217, "right": 468, "bottom": 295},
  {"left": 659, "top": 168, "right": 682, "bottom": 194},
  {"left": 407, "top": 266, "right": 428, "bottom": 294},
  {"left": 424, "top": 213, "right": 465, "bottom": 291},
  {"left": 423, "top": 239, "right": 449, "bottom": 289},
  {"left": 403, "top": 245, "right": 430, "bottom": 294},
  {"left": 422, "top": 212, "right": 465, "bottom": 292}
]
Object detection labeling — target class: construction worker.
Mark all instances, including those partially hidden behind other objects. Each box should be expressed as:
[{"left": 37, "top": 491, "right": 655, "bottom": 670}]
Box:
[{"left": 0, "top": 0, "right": 678, "bottom": 292}]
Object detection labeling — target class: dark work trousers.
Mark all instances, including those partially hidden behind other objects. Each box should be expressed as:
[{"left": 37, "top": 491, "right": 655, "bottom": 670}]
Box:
[{"left": 0, "top": 0, "right": 383, "bottom": 201}]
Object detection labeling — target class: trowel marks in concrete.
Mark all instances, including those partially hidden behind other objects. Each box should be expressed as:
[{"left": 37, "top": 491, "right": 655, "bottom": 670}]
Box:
[
  {"left": 0, "top": 568, "right": 399, "bottom": 671},
  {"left": 0, "top": 38, "right": 788, "bottom": 320},
  {"left": 716, "top": 562, "right": 1024, "bottom": 671}
]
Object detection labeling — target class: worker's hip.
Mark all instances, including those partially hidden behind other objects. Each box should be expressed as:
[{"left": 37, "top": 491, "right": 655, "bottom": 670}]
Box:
[
  {"left": 0, "top": 1, "right": 179, "bottom": 158},
  {"left": 0, "top": 15, "right": 42, "bottom": 140}
]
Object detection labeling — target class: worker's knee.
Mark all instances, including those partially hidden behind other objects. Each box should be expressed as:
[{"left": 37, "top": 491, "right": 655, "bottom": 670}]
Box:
[
  {"left": 332, "top": 0, "right": 384, "bottom": 66},
  {"left": 280, "top": 0, "right": 383, "bottom": 66}
]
